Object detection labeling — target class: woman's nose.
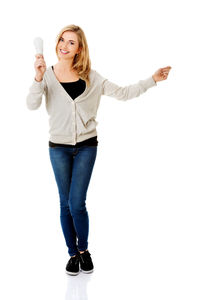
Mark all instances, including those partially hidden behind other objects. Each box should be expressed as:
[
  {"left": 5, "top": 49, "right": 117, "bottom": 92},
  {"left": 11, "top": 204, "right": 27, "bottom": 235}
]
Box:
[{"left": 64, "top": 41, "right": 70, "bottom": 47}]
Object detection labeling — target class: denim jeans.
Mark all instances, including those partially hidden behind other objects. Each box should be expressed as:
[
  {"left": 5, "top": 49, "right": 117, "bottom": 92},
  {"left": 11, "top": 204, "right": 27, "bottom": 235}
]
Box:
[{"left": 49, "top": 145, "right": 98, "bottom": 257}]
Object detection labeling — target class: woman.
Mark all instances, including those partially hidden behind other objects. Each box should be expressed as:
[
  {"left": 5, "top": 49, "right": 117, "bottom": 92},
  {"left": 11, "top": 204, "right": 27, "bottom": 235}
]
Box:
[{"left": 26, "top": 24, "right": 171, "bottom": 276}]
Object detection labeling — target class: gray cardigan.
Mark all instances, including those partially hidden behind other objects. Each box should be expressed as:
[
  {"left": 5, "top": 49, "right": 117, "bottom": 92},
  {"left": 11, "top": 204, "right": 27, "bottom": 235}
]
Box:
[{"left": 26, "top": 66, "right": 157, "bottom": 145}]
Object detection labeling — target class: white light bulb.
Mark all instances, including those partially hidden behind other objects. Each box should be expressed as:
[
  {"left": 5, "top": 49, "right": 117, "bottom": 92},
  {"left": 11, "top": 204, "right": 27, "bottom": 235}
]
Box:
[{"left": 33, "top": 37, "right": 43, "bottom": 55}]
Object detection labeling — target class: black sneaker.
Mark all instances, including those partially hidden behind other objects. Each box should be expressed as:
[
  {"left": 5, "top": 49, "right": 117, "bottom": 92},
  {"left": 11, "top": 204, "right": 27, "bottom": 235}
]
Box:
[
  {"left": 66, "top": 253, "right": 80, "bottom": 276},
  {"left": 79, "top": 250, "right": 94, "bottom": 273}
]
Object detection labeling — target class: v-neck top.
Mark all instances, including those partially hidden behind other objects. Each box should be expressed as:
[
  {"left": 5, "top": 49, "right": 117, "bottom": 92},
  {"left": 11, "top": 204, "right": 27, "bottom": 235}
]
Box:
[
  {"left": 51, "top": 65, "right": 86, "bottom": 100},
  {"left": 26, "top": 65, "right": 157, "bottom": 146}
]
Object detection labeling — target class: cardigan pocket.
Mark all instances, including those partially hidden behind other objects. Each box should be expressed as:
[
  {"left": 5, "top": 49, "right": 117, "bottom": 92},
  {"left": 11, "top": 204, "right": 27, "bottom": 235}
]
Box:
[{"left": 76, "top": 114, "right": 98, "bottom": 135}]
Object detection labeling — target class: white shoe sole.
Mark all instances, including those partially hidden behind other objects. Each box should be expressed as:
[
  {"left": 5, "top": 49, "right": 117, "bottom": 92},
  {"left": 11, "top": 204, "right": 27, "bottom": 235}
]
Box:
[
  {"left": 66, "top": 270, "right": 80, "bottom": 276},
  {"left": 80, "top": 268, "right": 94, "bottom": 274}
]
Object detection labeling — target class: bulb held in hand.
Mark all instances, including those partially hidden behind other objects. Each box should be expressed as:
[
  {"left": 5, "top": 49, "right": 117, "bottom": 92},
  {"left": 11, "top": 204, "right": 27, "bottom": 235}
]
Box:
[{"left": 33, "top": 37, "right": 43, "bottom": 55}]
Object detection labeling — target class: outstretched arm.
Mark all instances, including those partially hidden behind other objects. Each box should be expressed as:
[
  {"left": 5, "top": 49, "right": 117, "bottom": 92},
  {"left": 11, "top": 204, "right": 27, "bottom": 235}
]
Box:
[{"left": 97, "top": 66, "right": 171, "bottom": 101}]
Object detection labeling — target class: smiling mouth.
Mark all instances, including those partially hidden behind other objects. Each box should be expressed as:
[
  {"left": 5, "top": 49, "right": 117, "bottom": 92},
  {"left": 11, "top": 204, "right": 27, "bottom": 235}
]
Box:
[{"left": 60, "top": 49, "right": 70, "bottom": 54}]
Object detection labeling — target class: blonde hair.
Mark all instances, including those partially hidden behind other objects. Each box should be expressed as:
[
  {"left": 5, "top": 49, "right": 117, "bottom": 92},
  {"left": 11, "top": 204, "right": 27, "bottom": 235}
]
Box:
[{"left": 55, "top": 24, "right": 91, "bottom": 87}]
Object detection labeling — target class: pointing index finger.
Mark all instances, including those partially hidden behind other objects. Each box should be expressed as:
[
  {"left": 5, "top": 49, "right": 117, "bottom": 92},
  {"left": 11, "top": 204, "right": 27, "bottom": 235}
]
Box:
[{"left": 162, "top": 66, "right": 172, "bottom": 70}]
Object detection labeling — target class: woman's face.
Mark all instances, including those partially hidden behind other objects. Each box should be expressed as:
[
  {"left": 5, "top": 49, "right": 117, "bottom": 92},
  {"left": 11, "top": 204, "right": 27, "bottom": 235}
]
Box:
[{"left": 56, "top": 31, "right": 81, "bottom": 61}]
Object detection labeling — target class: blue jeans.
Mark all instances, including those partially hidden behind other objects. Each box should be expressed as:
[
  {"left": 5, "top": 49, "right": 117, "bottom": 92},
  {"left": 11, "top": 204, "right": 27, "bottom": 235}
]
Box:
[{"left": 49, "top": 145, "right": 98, "bottom": 257}]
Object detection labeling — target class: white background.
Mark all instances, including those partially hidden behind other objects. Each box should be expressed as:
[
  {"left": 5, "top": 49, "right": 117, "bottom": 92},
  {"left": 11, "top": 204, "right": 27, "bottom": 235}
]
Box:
[{"left": 1, "top": 0, "right": 200, "bottom": 299}]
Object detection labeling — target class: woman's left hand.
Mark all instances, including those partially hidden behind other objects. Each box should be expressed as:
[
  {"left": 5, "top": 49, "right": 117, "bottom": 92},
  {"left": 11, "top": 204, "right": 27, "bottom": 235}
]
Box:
[{"left": 152, "top": 66, "right": 172, "bottom": 83}]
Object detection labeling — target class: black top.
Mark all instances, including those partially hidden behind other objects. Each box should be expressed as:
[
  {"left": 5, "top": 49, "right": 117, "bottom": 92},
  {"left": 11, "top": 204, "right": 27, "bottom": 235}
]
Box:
[{"left": 49, "top": 66, "right": 98, "bottom": 148}]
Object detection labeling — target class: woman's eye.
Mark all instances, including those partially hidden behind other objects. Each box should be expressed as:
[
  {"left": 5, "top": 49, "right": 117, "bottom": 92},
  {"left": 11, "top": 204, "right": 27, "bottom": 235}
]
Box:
[{"left": 59, "top": 39, "right": 74, "bottom": 45}]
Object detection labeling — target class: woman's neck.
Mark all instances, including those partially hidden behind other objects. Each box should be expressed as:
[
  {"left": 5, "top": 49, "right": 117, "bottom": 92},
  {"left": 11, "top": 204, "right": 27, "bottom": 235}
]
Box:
[{"left": 55, "top": 59, "right": 74, "bottom": 73}]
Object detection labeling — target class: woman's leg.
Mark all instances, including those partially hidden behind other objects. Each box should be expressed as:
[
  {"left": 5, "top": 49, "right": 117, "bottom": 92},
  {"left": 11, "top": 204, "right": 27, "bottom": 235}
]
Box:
[
  {"left": 69, "top": 146, "right": 97, "bottom": 252},
  {"left": 49, "top": 147, "right": 79, "bottom": 257}
]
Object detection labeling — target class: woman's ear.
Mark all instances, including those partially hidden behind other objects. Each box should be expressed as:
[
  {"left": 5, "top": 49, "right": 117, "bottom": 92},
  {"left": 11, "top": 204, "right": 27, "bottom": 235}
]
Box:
[{"left": 78, "top": 46, "right": 82, "bottom": 54}]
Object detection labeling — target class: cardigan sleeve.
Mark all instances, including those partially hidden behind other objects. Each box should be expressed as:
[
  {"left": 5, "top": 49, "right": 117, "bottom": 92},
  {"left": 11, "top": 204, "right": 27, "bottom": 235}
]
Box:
[
  {"left": 95, "top": 71, "right": 157, "bottom": 101},
  {"left": 26, "top": 75, "right": 47, "bottom": 110}
]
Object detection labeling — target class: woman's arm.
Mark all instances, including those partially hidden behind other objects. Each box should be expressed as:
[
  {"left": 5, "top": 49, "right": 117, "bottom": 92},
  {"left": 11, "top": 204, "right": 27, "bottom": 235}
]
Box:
[
  {"left": 96, "top": 66, "right": 171, "bottom": 101},
  {"left": 26, "top": 75, "right": 47, "bottom": 110},
  {"left": 101, "top": 75, "right": 157, "bottom": 101}
]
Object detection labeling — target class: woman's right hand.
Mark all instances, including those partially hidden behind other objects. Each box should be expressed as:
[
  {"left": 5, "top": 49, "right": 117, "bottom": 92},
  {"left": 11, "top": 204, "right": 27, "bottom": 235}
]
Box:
[{"left": 34, "top": 54, "right": 46, "bottom": 81}]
